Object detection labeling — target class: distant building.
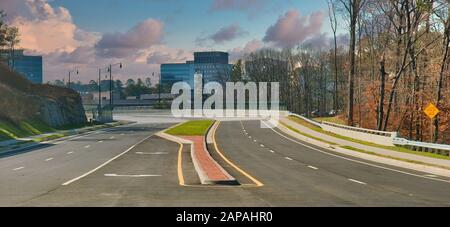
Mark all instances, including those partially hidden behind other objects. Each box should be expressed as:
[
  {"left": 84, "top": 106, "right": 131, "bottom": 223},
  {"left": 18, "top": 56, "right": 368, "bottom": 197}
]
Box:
[
  {"left": 160, "top": 51, "right": 232, "bottom": 88},
  {"left": 0, "top": 50, "right": 43, "bottom": 84}
]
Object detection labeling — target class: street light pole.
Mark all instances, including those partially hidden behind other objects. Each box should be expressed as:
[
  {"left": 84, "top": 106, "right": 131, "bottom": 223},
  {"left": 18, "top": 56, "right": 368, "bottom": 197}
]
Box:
[
  {"left": 98, "top": 68, "right": 102, "bottom": 108},
  {"left": 159, "top": 72, "right": 161, "bottom": 104},
  {"left": 109, "top": 64, "right": 112, "bottom": 108},
  {"left": 100, "top": 62, "right": 122, "bottom": 110},
  {"left": 68, "top": 69, "right": 78, "bottom": 89}
]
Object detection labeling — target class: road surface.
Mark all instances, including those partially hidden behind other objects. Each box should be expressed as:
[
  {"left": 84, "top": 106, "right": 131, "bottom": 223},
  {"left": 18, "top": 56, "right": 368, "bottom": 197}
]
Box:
[{"left": 1, "top": 117, "right": 449, "bottom": 206}]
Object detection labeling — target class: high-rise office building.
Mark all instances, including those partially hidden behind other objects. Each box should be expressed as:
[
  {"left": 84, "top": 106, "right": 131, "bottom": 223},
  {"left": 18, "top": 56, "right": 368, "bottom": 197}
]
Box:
[
  {"left": 160, "top": 51, "right": 232, "bottom": 88},
  {"left": 0, "top": 50, "right": 43, "bottom": 84}
]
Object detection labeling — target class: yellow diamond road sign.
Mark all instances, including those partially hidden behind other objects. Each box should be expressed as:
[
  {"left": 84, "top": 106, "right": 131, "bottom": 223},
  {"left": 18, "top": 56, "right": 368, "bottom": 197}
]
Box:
[{"left": 424, "top": 103, "right": 440, "bottom": 119}]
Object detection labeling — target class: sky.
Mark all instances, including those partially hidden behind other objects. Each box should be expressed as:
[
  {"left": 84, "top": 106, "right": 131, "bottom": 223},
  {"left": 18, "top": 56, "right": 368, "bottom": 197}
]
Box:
[{"left": 0, "top": 0, "right": 347, "bottom": 84}]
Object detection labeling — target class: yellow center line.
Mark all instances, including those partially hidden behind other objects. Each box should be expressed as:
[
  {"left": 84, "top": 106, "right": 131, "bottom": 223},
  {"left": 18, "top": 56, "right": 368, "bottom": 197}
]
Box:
[
  {"left": 176, "top": 141, "right": 186, "bottom": 186},
  {"left": 212, "top": 121, "right": 264, "bottom": 187}
]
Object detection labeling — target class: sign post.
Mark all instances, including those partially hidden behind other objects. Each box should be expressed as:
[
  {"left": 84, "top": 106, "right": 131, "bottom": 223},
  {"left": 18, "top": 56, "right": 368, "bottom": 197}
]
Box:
[{"left": 424, "top": 103, "right": 440, "bottom": 142}]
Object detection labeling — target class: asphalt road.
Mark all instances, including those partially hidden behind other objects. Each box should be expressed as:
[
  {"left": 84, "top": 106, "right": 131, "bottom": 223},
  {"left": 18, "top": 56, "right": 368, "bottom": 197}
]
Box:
[
  {"left": 1, "top": 118, "right": 450, "bottom": 206},
  {"left": 0, "top": 122, "right": 174, "bottom": 206}
]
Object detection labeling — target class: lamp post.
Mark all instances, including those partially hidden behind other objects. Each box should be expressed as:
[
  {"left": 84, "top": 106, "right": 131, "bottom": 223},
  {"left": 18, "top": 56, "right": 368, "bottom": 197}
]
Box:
[
  {"left": 107, "top": 63, "right": 123, "bottom": 109},
  {"left": 68, "top": 69, "right": 79, "bottom": 89}
]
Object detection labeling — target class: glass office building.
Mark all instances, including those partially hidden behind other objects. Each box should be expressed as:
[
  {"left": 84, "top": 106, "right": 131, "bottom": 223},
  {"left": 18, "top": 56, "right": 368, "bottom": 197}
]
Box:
[
  {"left": 1, "top": 50, "right": 43, "bottom": 84},
  {"left": 160, "top": 51, "right": 232, "bottom": 88}
]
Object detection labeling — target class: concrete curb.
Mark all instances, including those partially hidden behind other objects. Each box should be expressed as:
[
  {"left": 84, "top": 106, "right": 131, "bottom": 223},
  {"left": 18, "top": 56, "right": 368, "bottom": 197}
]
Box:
[
  {"left": 204, "top": 121, "right": 238, "bottom": 185},
  {"left": 158, "top": 121, "right": 238, "bottom": 185},
  {"left": 276, "top": 122, "right": 450, "bottom": 178},
  {"left": 157, "top": 131, "right": 211, "bottom": 185}
]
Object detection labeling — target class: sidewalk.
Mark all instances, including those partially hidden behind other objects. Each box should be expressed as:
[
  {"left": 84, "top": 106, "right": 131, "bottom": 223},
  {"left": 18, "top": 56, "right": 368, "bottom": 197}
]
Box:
[
  {"left": 280, "top": 117, "right": 450, "bottom": 169},
  {"left": 0, "top": 121, "right": 131, "bottom": 155}
]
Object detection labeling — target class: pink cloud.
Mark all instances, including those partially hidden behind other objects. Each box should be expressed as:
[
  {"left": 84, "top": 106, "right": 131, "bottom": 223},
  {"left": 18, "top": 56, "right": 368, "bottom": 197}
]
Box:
[
  {"left": 229, "top": 39, "right": 264, "bottom": 62},
  {"left": 263, "top": 10, "right": 324, "bottom": 48},
  {"left": 95, "top": 19, "right": 164, "bottom": 58}
]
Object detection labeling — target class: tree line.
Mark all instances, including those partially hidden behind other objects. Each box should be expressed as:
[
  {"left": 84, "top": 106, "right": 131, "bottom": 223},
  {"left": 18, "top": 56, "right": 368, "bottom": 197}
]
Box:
[
  {"left": 231, "top": 0, "right": 450, "bottom": 144},
  {"left": 51, "top": 78, "right": 166, "bottom": 99}
]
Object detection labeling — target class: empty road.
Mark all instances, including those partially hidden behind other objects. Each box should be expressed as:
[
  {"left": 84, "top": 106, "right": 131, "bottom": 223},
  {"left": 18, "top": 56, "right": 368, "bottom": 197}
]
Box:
[{"left": 1, "top": 116, "right": 450, "bottom": 206}]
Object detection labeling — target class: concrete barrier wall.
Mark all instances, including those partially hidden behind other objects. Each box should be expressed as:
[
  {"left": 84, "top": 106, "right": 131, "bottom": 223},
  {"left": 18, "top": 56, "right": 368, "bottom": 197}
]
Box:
[
  {"left": 289, "top": 112, "right": 398, "bottom": 146},
  {"left": 321, "top": 122, "right": 397, "bottom": 146}
]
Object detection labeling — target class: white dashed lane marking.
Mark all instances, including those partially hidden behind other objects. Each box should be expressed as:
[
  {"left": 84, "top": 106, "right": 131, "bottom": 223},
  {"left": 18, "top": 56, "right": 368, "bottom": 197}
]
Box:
[
  {"left": 13, "top": 167, "right": 24, "bottom": 171},
  {"left": 104, "top": 174, "right": 161, "bottom": 178},
  {"left": 285, "top": 157, "right": 293, "bottom": 161},
  {"left": 45, "top": 158, "right": 54, "bottom": 161},
  {"left": 84, "top": 145, "right": 91, "bottom": 149},
  {"left": 135, "top": 152, "right": 169, "bottom": 155},
  {"left": 349, "top": 179, "right": 367, "bottom": 185},
  {"left": 308, "top": 165, "right": 318, "bottom": 170}
]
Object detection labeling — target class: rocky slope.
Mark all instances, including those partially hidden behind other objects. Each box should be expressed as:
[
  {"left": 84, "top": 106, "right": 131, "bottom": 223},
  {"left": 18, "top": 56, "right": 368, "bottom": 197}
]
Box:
[{"left": 0, "top": 64, "right": 86, "bottom": 128}]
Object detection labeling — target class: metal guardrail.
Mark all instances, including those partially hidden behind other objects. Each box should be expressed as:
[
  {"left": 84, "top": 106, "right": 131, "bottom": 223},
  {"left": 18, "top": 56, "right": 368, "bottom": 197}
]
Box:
[{"left": 393, "top": 137, "right": 450, "bottom": 156}]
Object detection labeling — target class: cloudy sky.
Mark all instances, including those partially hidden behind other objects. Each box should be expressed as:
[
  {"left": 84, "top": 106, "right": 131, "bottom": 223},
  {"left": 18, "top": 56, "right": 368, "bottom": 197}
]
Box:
[{"left": 0, "top": 0, "right": 346, "bottom": 84}]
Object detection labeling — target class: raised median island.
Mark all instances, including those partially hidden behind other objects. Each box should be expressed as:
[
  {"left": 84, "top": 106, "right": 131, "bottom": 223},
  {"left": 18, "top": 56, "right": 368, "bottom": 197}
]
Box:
[{"left": 165, "top": 120, "right": 238, "bottom": 185}]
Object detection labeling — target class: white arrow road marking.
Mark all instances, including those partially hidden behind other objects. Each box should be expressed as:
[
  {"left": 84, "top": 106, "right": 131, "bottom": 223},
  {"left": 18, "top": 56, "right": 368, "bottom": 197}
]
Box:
[
  {"left": 104, "top": 174, "right": 161, "bottom": 178},
  {"left": 13, "top": 167, "right": 24, "bottom": 171},
  {"left": 135, "top": 152, "right": 169, "bottom": 155},
  {"left": 349, "top": 179, "right": 367, "bottom": 185}
]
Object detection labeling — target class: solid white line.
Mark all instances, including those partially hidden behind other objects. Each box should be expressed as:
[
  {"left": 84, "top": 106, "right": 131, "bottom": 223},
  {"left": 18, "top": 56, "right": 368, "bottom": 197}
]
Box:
[
  {"left": 261, "top": 120, "right": 450, "bottom": 184},
  {"left": 135, "top": 152, "right": 169, "bottom": 155},
  {"left": 45, "top": 158, "right": 54, "bottom": 161},
  {"left": 308, "top": 165, "right": 319, "bottom": 170},
  {"left": 104, "top": 174, "right": 161, "bottom": 178},
  {"left": 62, "top": 135, "right": 153, "bottom": 186},
  {"left": 13, "top": 167, "right": 24, "bottom": 171},
  {"left": 285, "top": 157, "right": 293, "bottom": 161},
  {"left": 84, "top": 145, "right": 91, "bottom": 149},
  {"left": 349, "top": 179, "right": 367, "bottom": 185}
]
